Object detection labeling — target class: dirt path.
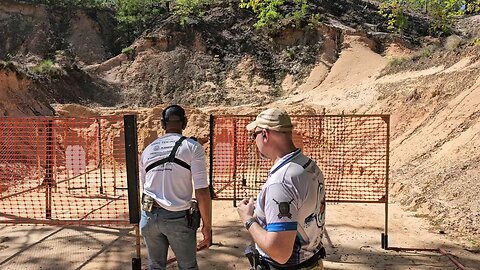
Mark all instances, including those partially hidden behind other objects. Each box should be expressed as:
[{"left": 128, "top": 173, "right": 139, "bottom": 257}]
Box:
[
  {"left": 1, "top": 201, "right": 478, "bottom": 270},
  {"left": 191, "top": 201, "right": 479, "bottom": 270}
]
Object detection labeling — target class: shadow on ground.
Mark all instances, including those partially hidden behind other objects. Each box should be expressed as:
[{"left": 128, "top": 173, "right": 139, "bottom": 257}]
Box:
[{"left": 1, "top": 204, "right": 479, "bottom": 270}]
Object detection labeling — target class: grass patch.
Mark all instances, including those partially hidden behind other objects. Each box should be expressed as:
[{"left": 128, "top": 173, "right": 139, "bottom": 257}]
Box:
[
  {"left": 417, "top": 46, "right": 432, "bottom": 58},
  {"left": 121, "top": 46, "right": 134, "bottom": 55},
  {"left": 387, "top": 57, "right": 409, "bottom": 68},
  {"left": 32, "top": 60, "right": 54, "bottom": 74},
  {"left": 469, "top": 38, "right": 480, "bottom": 46}
]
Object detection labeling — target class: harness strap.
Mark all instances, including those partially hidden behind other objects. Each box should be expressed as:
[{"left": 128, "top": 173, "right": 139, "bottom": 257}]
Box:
[
  {"left": 145, "top": 136, "right": 190, "bottom": 173},
  {"left": 302, "top": 158, "right": 312, "bottom": 169}
]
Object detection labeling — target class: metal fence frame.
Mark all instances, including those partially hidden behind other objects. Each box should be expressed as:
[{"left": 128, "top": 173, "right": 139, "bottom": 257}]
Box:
[
  {"left": 209, "top": 114, "right": 390, "bottom": 248},
  {"left": 0, "top": 115, "right": 141, "bottom": 269}
]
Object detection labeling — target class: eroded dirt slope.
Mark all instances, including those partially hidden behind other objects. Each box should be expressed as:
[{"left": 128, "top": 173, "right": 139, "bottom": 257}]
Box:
[
  {"left": 0, "top": 0, "right": 118, "bottom": 64},
  {"left": 277, "top": 31, "right": 480, "bottom": 242}
]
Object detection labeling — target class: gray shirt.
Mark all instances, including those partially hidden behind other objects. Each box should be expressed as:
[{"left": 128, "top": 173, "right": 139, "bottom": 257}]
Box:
[{"left": 255, "top": 149, "right": 325, "bottom": 265}]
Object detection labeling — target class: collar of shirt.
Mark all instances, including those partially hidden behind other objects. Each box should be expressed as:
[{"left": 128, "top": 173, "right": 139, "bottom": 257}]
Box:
[{"left": 268, "top": 148, "right": 301, "bottom": 177}]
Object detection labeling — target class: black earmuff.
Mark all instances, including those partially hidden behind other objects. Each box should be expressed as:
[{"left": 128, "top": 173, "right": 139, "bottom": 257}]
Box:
[{"left": 161, "top": 105, "right": 187, "bottom": 129}]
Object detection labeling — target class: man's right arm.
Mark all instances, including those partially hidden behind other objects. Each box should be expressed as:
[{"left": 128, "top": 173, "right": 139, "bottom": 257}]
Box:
[{"left": 237, "top": 197, "right": 296, "bottom": 264}]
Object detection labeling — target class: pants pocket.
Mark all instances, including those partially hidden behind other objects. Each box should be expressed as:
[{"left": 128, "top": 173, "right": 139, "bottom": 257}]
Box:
[{"left": 139, "top": 210, "right": 152, "bottom": 235}]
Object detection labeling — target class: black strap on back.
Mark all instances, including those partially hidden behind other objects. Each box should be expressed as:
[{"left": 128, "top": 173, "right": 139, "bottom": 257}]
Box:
[
  {"left": 145, "top": 136, "right": 191, "bottom": 173},
  {"left": 302, "top": 158, "right": 312, "bottom": 169}
]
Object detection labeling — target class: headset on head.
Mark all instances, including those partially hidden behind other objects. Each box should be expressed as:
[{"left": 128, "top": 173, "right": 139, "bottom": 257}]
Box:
[{"left": 161, "top": 105, "right": 187, "bottom": 129}]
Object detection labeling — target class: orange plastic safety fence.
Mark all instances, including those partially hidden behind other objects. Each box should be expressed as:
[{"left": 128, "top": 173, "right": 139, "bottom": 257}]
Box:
[
  {"left": 0, "top": 116, "right": 129, "bottom": 226},
  {"left": 211, "top": 115, "right": 389, "bottom": 203}
]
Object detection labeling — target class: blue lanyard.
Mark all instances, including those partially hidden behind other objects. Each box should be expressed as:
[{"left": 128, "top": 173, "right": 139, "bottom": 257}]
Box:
[{"left": 268, "top": 149, "right": 301, "bottom": 177}]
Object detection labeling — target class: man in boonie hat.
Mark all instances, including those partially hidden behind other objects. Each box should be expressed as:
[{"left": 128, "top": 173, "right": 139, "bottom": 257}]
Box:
[
  {"left": 246, "top": 108, "right": 294, "bottom": 132},
  {"left": 237, "top": 108, "right": 326, "bottom": 270}
]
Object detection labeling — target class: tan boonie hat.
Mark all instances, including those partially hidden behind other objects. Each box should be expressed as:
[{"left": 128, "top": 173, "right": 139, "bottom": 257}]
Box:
[{"left": 246, "top": 108, "right": 293, "bottom": 132}]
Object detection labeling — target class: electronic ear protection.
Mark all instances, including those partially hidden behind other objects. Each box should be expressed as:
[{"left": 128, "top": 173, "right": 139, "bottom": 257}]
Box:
[{"left": 161, "top": 105, "right": 187, "bottom": 129}]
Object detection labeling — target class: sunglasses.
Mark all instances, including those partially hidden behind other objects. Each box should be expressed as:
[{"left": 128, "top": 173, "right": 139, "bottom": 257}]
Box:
[{"left": 251, "top": 130, "right": 263, "bottom": 140}]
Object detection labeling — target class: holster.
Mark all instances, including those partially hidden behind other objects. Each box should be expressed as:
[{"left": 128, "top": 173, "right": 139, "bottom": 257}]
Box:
[
  {"left": 186, "top": 199, "right": 201, "bottom": 230},
  {"left": 142, "top": 194, "right": 155, "bottom": 212},
  {"left": 245, "top": 245, "right": 265, "bottom": 270}
]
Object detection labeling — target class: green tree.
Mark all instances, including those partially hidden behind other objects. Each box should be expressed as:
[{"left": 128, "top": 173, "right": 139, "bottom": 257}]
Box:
[
  {"left": 378, "top": 0, "right": 409, "bottom": 33},
  {"left": 172, "top": 0, "right": 213, "bottom": 25},
  {"left": 378, "top": 0, "right": 480, "bottom": 34},
  {"left": 240, "top": 0, "right": 285, "bottom": 29},
  {"left": 285, "top": 0, "right": 309, "bottom": 28},
  {"left": 465, "top": 0, "right": 480, "bottom": 13},
  {"left": 114, "top": 0, "right": 169, "bottom": 43},
  {"left": 239, "top": 0, "right": 319, "bottom": 29}
]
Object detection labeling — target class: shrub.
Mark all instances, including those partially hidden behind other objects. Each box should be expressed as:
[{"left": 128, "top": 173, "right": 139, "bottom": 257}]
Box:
[
  {"left": 32, "top": 60, "right": 54, "bottom": 74},
  {"left": 419, "top": 46, "right": 432, "bottom": 58},
  {"left": 121, "top": 46, "right": 134, "bottom": 55},
  {"left": 387, "top": 57, "right": 408, "bottom": 67}
]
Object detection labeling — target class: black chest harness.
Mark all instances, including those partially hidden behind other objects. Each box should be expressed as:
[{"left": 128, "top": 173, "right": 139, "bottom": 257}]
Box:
[{"left": 145, "top": 136, "right": 191, "bottom": 173}]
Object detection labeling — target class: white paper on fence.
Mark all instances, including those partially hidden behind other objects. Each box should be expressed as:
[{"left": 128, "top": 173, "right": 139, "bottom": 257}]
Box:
[{"left": 66, "top": 145, "right": 86, "bottom": 176}]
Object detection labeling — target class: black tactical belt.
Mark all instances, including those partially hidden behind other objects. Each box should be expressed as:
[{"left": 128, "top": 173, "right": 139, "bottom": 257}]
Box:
[{"left": 261, "top": 247, "right": 326, "bottom": 270}]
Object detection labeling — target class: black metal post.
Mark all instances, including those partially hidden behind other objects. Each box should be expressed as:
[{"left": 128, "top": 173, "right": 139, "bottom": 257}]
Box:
[
  {"left": 124, "top": 115, "right": 140, "bottom": 223},
  {"left": 45, "top": 120, "right": 54, "bottom": 219},
  {"left": 124, "top": 115, "right": 141, "bottom": 269},
  {"left": 98, "top": 119, "right": 104, "bottom": 194},
  {"left": 209, "top": 115, "right": 215, "bottom": 246},
  {"left": 131, "top": 258, "right": 141, "bottom": 270},
  {"left": 209, "top": 114, "right": 216, "bottom": 199},
  {"left": 382, "top": 115, "right": 390, "bottom": 249},
  {"left": 232, "top": 119, "right": 238, "bottom": 207}
]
